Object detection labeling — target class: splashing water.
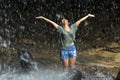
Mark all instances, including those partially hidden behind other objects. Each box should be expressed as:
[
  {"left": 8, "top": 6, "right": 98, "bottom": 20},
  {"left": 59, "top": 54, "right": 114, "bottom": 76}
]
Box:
[
  {"left": 0, "top": 63, "right": 114, "bottom": 80},
  {"left": 0, "top": 69, "right": 114, "bottom": 80},
  {"left": 0, "top": 66, "right": 68, "bottom": 80}
]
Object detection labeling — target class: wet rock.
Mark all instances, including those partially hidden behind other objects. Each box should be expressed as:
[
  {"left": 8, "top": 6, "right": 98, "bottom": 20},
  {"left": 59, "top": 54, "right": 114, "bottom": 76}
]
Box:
[
  {"left": 18, "top": 49, "right": 36, "bottom": 72},
  {"left": 65, "top": 69, "right": 114, "bottom": 80},
  {"left": 0, "top": 39, "right": 11, "bottom": 49},
  {"left": 62, "top": 69, "right": 83, "bottom": 80},
  {"left": 70, "top": 70, "right": 82, "bottom": 80},
  {"left": 82, "top": 76, "right": 114, "bottom": 80}
]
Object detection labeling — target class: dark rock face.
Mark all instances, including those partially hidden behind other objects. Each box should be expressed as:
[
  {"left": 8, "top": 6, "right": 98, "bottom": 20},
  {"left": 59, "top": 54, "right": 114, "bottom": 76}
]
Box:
[
  {"left": 115, "top": 70, "right": 120, "bottom": 80},
  {"left": 18, "top": 49, "right": 35, "bottom": 71}
]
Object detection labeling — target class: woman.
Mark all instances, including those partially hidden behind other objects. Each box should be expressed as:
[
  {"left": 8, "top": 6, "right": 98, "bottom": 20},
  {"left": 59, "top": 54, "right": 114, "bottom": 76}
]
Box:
[{"left": 36, "top": 14, "right": 95, "bottom": 71}]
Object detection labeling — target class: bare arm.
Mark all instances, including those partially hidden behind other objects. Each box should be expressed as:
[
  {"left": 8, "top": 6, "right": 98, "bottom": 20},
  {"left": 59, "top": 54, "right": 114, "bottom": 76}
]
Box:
[
  {"left": 36, "top": 16, "right": 58, "bottom": 29},
  {"left": 75, "top": 14, "right": 95, "bottom": 26}
]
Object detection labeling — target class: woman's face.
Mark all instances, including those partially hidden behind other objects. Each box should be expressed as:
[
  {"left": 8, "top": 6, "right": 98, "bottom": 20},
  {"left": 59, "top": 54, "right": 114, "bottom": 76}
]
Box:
[{"left": 61, "top": 19, "right": 69, "bottom": 25}]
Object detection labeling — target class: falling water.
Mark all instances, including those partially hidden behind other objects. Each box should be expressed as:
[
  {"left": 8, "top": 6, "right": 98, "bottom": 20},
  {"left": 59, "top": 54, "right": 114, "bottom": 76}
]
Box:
[{"left": 0, "top": 0, "right": 119, "bottom": 80}]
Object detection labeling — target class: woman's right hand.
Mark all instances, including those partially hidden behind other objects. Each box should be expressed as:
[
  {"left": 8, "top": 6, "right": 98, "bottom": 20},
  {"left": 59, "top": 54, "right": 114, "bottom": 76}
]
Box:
[{"left": 88, "top": 14, "right": 95, "bottom": 17}]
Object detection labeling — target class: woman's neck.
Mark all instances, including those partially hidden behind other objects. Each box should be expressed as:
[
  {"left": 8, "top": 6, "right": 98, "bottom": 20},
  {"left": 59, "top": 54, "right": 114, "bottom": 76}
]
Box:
[{"left": 64, "top": 24, "right": 70, "bottom": 32}]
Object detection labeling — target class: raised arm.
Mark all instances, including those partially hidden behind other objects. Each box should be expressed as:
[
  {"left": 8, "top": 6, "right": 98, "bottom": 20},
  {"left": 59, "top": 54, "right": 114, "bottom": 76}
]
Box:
[
  {"left": 75, "top": 14, "right": 95, "bottom": 26},
  {"left": 36, "top": 16, "right": 58, "bottom": 29}
]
